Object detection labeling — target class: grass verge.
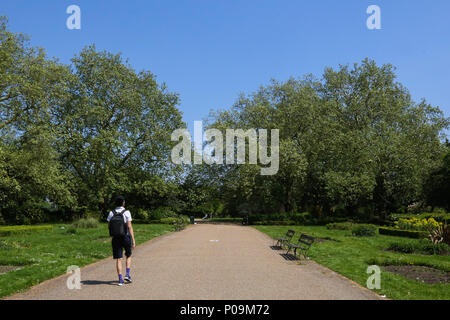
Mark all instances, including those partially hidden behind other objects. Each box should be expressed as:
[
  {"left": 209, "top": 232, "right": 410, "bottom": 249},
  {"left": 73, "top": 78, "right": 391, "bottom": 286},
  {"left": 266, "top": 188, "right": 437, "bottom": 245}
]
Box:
[
  {"left": 254, "top": 225, "right": 450, "bottom": 300},
  {"left": 0, "top": 223, "right": 172, "bottom": 299}
]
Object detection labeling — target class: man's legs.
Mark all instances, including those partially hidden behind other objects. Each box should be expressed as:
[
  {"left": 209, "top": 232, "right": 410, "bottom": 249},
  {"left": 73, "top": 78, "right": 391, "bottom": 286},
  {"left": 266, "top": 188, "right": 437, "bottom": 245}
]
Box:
[
  {"left": 126, "top": 256, "right": 131, "bottom": 270},
  {"left": 124, "top": 235, "right": 133, "bottom": 282},
  {"left": 112, "top": 237, "right": 125, "bottom": 285},
  {"left": 116, "top": 258, "right": 123, "bottom": 275},
  {"left": 116, "top": 258, "right": 125, "bottom": 285}
]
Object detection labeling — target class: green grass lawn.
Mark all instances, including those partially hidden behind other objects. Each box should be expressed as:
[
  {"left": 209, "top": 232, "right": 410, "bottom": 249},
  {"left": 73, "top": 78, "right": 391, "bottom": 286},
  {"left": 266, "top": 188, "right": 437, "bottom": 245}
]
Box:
[
  {"left": 254, "top": 225, "right": 450, "bottom": 300},
  {"left": 0, "top": 223, "right": 173, "bottom": 299}
]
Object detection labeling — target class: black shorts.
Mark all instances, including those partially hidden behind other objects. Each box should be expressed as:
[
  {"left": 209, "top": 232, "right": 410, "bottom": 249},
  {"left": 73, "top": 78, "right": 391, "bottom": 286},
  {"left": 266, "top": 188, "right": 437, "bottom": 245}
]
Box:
[{"left": 112, "top": 235, "right": 132, "bottom": 259}]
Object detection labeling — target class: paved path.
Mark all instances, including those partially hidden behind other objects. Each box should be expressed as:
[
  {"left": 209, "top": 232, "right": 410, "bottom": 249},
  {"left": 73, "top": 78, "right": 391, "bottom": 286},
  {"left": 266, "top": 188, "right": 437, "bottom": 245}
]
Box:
[{"left": 7, "top": 224, "right": 380, "bottom": 300}]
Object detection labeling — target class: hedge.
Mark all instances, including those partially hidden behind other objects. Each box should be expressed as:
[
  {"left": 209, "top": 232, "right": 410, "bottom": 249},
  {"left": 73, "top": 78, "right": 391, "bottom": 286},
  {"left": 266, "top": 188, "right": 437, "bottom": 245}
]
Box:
[
  {"left": 133, "top": 216, "right": 189, "bottom": 225},
  {"left": 378, "top": 227, "right": 428, "bottom": 239},
  {"left": 351, "top": 224, "right": 377, "bottom": 236},
  {"left": 209, "top": 218, "right": 243, "bottom": 223},
  {"left": 390, "top": 213, "right": 450, "bottom": 224},
  {"left": 0, "top": 225, "right": 53, "bottom": 236},
  {"left": 145, "top": 217, "right": 189, "bottom": 225},
  {"left": 248, "top": 213, "right": 312, "bottom": 225},
  {"left": 387, "top": 239, "right": 450, "bottom": 255},
  {"left": 251, "top": 220, "right": 297, "bottom": 226},
  {"left": 326, "top": 222, "right": 354, "bottom": 230}
]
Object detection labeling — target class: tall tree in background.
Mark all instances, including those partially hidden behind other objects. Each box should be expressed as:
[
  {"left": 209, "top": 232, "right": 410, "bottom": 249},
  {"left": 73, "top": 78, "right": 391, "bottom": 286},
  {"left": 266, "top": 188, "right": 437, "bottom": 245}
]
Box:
[
  {"left": 53, "top": 46, "right": 183, "bottom": 213},
  {"left": 206, "top": 59, "right": 448, "bottom": 218},
  {"left": 0, "top": 14, "right": 448, "bottom": 223},
  {"left": 0, "top": 17, "right": 74, "bottom": 224},
  {"left": 319, "top": 60, "right": 448, "bottom": 217},
  {"left": 424, "top": 147, "right": 450, "bottom": 211}
]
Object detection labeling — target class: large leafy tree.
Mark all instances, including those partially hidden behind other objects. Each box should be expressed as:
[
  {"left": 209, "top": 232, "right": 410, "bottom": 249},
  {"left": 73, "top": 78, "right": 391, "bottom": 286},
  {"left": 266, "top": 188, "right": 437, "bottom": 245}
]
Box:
[
  {"left": 320, "top": 60, "right": 448, "bottom": 217},
  {"left": 0, "top": 17, "right": 71, "bottom": 132},
  {"left": 54, "top": 46, "right": 184, "bottom": 212},
  {"left": 205, "top": 59, "right": 448, "bottom": 219},
  {"left": 0, "top": 17, "right": 74, "bottom": 223}
]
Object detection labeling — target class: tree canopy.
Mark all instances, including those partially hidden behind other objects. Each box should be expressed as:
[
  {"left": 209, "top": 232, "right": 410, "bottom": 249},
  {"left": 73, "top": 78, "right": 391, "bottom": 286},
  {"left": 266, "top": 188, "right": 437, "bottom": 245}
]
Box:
[
  {"left": 0, "top": 16, "right": 448, "bottom": 225},
  {"left": 202, "top": 59, "right": 449, "bottom": 220}
]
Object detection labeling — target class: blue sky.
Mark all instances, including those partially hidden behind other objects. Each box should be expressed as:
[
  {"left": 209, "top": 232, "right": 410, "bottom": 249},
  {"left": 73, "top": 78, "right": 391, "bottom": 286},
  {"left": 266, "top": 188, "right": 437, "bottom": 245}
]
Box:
[{"left": 1, "top": 0, "right": 449, "bottom": 133}]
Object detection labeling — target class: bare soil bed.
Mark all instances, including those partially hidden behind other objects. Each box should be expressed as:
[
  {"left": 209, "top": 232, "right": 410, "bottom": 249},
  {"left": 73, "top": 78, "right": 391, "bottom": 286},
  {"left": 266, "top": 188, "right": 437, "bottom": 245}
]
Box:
[{"left": 383, "top": 265, "right": 449, "bottom": 285}]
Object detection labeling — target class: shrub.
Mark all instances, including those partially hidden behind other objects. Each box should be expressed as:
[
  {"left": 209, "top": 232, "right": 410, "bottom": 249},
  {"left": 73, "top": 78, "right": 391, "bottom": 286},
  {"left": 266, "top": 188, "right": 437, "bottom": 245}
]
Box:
[
  {"left": 0, "top": 225, "right": 53, "bottom": 236},
  {"left": 11, "top": 204, "right": 47, "bottom": 225},
  {"left": 351, "top": 224, "right": 377, "bottom": 237},
  {"left": 159, "top": 217, "right": 178, "bottom": 224},
  {"left": 209, "top": 218, "right": 243, "bottom": 223},
  {"left": 250, "top": 220, "right": 296, "bottom": 226},
  {"left": 415, "top": 240, "right": 449, "bottom": 255},
  {"left": 267, "top": 220, "right": 296, "bottom": 225},
  {"left": 428, "top": 222, "right": 450, "bottom": 245},
  {"left": 248, "top": 212, "right": 313, "bottom": 225},
  {"left": 72, "top": 217, "right": 99, "bottom": 229},
  {"left": 316, "top": 216, "right": 350, "bottom": 225},
  {"left": 287, "top": 212, "right": 314, "bottom": 225},
  {"left": 66, "top": 226, "right": 77, "bottom": 234},
  {"left": 148, "top": 215, "right": 189, "bottom": 225},
  {"left": 395, "top": 217, "right": 442, "bottom": 232},
  {"left": 85, "top": 210, "right": 102, "bottom": 220},
  {"left": 390, "top": 213, "right": 450, "bottom": 224},
  {"left": 149, "top": 207, "right": 177, "bottom": 220},
  {"left": 387, "top": 241, "right": 415, "bottom": 254},
  {"left": 387, "top": 239, "right": 449, "bottom": 255},
  {"left": 379, "top": 227, "right": 428, "bottom": 239},
  {"left": 326, "top": 222, "right": 354, "bottom": 230},
  {"left": 134, "top": 208, "right": 150, "bottom": 221}
]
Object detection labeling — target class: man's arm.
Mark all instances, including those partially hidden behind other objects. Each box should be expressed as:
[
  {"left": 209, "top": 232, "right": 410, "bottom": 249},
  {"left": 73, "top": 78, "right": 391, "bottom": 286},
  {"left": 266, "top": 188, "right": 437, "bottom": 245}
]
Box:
[
  {"left": 106, "top": 212, "right": 112, "bottom": 229},
  {"left": 127, "top": 221, "right": 135, "bottom": 248}
]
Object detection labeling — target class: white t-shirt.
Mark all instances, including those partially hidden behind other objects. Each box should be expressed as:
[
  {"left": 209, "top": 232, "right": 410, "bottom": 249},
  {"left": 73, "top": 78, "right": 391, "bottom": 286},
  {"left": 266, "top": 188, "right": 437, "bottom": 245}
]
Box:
[{"left": 107, "top": 207, "right": 132, "bottom": 224}]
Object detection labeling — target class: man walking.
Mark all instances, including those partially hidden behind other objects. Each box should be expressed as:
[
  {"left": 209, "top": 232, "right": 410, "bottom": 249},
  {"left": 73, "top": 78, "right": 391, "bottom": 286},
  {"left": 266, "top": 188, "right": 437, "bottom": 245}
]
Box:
[{"left": 107, "top": 195, "right": 135, "bottom": 286}]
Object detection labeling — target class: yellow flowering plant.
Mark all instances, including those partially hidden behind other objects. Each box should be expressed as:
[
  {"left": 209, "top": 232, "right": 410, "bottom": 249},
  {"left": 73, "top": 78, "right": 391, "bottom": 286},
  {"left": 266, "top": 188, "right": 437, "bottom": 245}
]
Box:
[{"left": 395, "top": 217, "right": 442, "bottom": 232}]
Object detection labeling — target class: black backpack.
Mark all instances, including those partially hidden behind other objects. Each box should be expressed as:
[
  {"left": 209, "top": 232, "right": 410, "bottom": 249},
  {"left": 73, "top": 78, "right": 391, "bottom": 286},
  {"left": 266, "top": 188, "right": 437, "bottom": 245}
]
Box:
[{"left": 109, "top": 209, "right": 127, "bottom": 237}]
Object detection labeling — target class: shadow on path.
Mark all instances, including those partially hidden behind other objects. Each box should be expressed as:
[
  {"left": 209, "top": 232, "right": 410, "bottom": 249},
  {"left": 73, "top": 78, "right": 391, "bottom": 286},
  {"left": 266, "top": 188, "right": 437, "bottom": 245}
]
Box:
[
  {"left": 81, "top": 280, "right": 116, "bottom": 286},
  {"left": 270, "top": 245, "right": 283, "bottom": 250},
  {"left": 279, "top": 253, "right": 300, "bottom": 261}
]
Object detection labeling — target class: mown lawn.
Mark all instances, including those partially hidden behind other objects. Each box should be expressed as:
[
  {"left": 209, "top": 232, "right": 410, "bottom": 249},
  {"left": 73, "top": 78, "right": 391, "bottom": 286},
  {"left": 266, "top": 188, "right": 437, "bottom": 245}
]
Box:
[
  {"left": 0, "top": 223, "right": 173, "bottom": 299},
  {"left": 254, "top": 225, "right": 450, "bottom": 300}
]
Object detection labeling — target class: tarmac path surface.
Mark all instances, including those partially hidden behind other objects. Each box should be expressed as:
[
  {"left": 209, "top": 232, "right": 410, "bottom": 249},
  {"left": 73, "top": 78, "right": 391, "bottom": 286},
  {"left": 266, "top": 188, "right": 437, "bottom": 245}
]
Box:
[{"left": 7, "top": 224, "right": 380, "bottom": 300}]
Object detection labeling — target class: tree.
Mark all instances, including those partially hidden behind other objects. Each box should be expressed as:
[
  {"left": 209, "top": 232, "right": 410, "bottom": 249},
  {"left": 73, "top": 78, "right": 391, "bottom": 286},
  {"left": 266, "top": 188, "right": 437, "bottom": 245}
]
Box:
[
  {"left": 0, "top": 17, "right": 74, "bottom": 223},
  {"left": 53, "top": 45, "right": 184, "bottom": 213},
  {"left": 0, "top": 17, "right": 71, "bottom": 132},
  {"left": 319, "top": 59, "right": 448, "bottom": 217},
  {"left": 424, "top": 148, "right": 450, "bottom": 211},
  {"left": 204, "top": 59, "right": 448, "bottom": 219}
]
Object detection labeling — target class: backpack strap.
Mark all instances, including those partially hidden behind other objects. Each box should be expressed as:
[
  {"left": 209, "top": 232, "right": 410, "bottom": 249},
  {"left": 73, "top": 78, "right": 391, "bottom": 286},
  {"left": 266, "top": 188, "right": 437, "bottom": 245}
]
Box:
[
  {"left": 119, "top": 209, "right": 128, "bottom": 234},
  {"left": 113, "top": 209, "right": 126, "bottom": 217}
]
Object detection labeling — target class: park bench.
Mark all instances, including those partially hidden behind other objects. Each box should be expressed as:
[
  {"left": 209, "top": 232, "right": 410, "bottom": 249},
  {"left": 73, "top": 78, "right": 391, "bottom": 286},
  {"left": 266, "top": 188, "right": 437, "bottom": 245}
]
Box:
[
  {"left": 275, "top": 229, "right": 295, "bottom": 248},
  {"left": 286, "top": 233, "right": 315, "bottom": 259}
]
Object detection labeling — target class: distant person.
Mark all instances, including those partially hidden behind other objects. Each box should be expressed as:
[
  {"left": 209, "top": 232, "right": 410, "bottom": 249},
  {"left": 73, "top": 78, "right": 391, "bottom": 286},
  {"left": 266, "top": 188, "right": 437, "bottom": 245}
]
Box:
[{"left": 107, "top": 195, "right": 135, "bottom": 286}]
